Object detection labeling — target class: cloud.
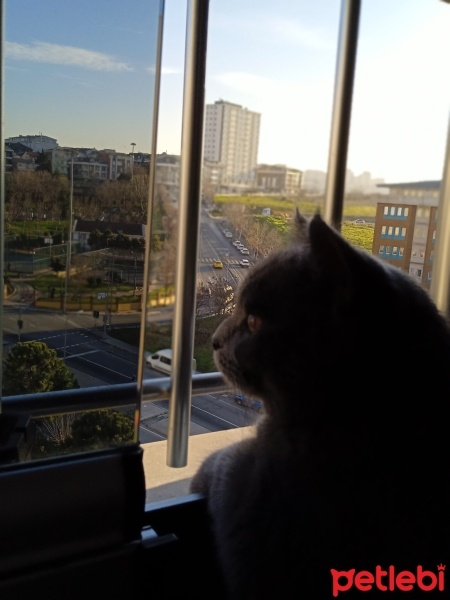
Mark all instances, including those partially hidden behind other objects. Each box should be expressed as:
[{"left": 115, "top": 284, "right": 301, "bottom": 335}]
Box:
[{"left": 5, "top": 41, "right": 133, "bottom": 72}]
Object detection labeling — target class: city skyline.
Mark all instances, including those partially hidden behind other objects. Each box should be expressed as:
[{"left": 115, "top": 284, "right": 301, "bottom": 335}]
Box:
[{"left": 4, "top": 1, "right": 450, "bottom": 184}]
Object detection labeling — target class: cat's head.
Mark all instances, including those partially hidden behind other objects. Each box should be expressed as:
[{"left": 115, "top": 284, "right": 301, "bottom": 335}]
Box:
[{"left": 212, "top": 211, "right": 450, "bottom": 424}]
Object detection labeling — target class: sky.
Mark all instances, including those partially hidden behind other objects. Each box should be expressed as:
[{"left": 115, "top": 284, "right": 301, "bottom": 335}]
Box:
[{"left": 4, "top": 0, "right": 450, "bottom": 184}]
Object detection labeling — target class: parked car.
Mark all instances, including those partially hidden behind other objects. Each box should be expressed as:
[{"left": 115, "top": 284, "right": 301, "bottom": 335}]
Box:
[
  {"left": 240, "top": 248, "right": 250, "bottom": 255},
  {"left": 213, "top": 259, "right": 223, "bottom": 269},
  {"left": 239, "top": 259, "right": 250, "bottom": 267},
  {"left": 234, "top": 393, "right": 263, "bottom": 413},
  {"left": 353, "top": 219, "right": 365, "bottom": 224},
  {"left": 232, "top": 239, "right": 242, "bottom": 246},
  {"left": 145, "top": 349, "right": 196, "bottom": 375}
]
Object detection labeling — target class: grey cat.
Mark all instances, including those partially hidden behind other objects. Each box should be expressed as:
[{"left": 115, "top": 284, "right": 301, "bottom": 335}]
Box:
[{"left": 190, "top": 211, "right": 450, "bottom": 599}]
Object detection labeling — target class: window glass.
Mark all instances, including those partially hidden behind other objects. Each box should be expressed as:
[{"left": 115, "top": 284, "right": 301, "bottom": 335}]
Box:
[
  {"left": 3, "top": 0, "right": 450, "bottom": 505},
  {"left": 2, "top": 0, "right": 163, "bottom": 461}
]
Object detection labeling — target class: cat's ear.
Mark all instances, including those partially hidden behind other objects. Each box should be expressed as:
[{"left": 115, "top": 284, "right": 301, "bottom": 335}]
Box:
[{"left": 308, "top": 214, "right": 353, "bottom": 301}]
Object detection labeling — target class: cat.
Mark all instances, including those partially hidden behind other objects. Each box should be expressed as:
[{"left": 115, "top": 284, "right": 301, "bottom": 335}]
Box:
[{"left": 190, "top": 210, "right": 450, "bottom": 599}]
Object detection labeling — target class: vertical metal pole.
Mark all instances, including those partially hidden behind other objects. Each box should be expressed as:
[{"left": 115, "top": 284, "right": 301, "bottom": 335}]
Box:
[
  {"left": 0, "top": 0, "right": 5, "bottom": 405},
  {"left": 136, "top": 0, "right": 165, "bottom": 438},
  {"left": 63, "top": 154, "right": 74, "bottom": 314},
  {"left": 429, "top": 113, "right": 450, "bottom": 314},
  {"left": 167, "top": 0, "right": 210, "bottom": 467},
  {"left": 323, "top": 0, "right": 361, "bottom": 232}
]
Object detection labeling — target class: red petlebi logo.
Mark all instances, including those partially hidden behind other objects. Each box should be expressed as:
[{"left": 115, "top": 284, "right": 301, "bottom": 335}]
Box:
[{"left": 330, "top": 564, "right": 445, "bottom": 596}]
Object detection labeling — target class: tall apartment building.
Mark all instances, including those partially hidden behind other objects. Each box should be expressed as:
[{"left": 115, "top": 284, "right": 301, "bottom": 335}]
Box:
[
  {"left": 372, "top": 181, "right": 440, "bottom": 288},
  {"left": 203, "top": 100, "right": 260, "bottom": 192}
]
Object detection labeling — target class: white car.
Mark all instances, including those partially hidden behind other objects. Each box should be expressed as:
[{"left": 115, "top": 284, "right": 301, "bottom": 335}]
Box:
[
  {"left": 240, "top": 248, "right": 249, "bottom": 255},
  {"left": 145, "top": 349, "right": 196, "bottom": 374},
  {"left": 240, "top": 259, "right": 250, "bottom": 267}
]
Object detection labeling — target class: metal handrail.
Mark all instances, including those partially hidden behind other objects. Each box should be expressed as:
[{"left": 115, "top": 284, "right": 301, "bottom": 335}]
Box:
[{"left": 1, "top": 372, "right": 228, "bottom": 418}]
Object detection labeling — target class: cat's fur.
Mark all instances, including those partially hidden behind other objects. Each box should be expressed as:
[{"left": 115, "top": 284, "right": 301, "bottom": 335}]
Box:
[{"left": 190, "top": 212, "right": 450, "bottom": 599}]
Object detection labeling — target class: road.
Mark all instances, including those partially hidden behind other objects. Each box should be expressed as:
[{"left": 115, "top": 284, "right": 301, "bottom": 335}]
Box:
[
  {"left": 139, "top": 392, "right": 260, "bottom": 443},
  {"left": 2, "top": 210, "right": 262, "bottom": 442},
  {"left": 198, "top": 211, "right": 252, "bottom": 290},
  {"left": 3, "top": 313, "right": 261, "bottom": 442}
]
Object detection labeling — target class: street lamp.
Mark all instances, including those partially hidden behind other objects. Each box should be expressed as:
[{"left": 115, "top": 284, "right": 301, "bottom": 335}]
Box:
[
  {"left": 62, "top": 150, "right": 77, "bottom": 361},
  {"left": 63, "top": 151, "right": 77, "bottom": 315},
  {"left": 130, "top": 142, "right": 136, "bottom": 178}
]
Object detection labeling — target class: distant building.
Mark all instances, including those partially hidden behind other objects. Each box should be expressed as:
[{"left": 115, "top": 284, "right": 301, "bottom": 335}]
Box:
[
  {"left": 50, "top": 147, "right": 132, "bottom": 181},
  {"left": 155, "top": 153, "right": 180, "bottom": 201},
  {"left": 301, "top": 170, "right": 328, "bottom": 194},
  {"left": 5, "top": 134, "right": 57, "bottom": 152},
  {"left": 97, "top": 150, "right": 133, "bottom": 180},
  {"left": 372, "top": 181, "right": 440, "bottom": 288},
  {"left": 302, "top": 169, "right": 387, "bottom": 195},
  {"left": 255, "top": 164, "right": 302, "bottom": 196},
  {"left": 203, "top": 99, "right": 261, "bottom": 192}
]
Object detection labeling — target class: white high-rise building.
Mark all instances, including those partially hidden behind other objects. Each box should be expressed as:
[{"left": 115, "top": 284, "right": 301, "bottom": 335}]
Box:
[{"left": 203, "top": 100, "right": 260, "bottom": 191}]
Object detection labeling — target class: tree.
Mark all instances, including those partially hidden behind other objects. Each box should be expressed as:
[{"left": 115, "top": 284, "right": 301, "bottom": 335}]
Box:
[
  {"left": 71, "top": 409, "right": 134, "bottom": 447},
  {"left": 35, "top": 150, "right": 52, "bottom": 173},
  {"left": 37, "top": 414, "right": 76, "bottom": 447},
  {"left": 87, "top": 228, "right": 103, "bottom": 250},
  {"left": 2, "top": 341, "right": 79, "bottom": 396},
  {"left": 208, "top": 275, "right": 235, "bottom": 315}
]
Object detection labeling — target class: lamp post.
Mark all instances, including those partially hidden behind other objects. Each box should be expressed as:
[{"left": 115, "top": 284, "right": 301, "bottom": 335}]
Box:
[
  {"left": 63, "top": 150, "right": 77, "bottom": 361},
  {"left": 63, "top": 152, "right": 76, "bottom": 315},
  {"left": 130, "top": 142, "right": 136, "bottom": 178}
]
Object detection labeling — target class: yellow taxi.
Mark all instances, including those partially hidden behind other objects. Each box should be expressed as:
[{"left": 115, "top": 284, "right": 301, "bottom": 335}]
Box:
[{"left": 213, "top": 259, "right": 223, "bottom": 269}]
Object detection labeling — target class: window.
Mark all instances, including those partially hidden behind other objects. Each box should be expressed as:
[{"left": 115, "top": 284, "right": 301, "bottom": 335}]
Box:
[
  {"left": 2, "top": 1, "right": 166, "bottom": 461},
  {"left": 2, "top": 4, "right": 450, "bottom": 586}
]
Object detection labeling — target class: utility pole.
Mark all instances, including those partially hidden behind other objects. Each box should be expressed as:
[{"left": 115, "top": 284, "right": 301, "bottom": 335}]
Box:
[{"left": 130, "top": 142, "right": 136, "bottom": 178}]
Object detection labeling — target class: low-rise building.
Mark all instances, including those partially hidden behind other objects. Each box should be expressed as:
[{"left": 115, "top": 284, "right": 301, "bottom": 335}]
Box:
[{"left": 373, "top": 181, "right": 440, "bottom": 288}]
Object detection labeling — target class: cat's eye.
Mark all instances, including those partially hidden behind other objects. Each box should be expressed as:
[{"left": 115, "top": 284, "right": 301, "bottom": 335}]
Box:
[{"left": 247, "top": 314, "right": 262, "bottom": 332}]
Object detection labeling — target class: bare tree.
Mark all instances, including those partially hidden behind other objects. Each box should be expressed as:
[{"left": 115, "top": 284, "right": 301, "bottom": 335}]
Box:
[
  {"left": 36, "top": 414, "right": 76, "bottom": 446},
  {"left": 208, "top": 275, "right": 235, "bottom": 316},
  {"left": 129, "top": 167, "right": 150, "bottom": 221}
]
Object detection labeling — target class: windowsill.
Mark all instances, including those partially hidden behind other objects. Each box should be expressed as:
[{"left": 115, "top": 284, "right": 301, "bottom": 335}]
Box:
[{"left": 142, "top": 426, "right": 256, "bottom": 504}]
